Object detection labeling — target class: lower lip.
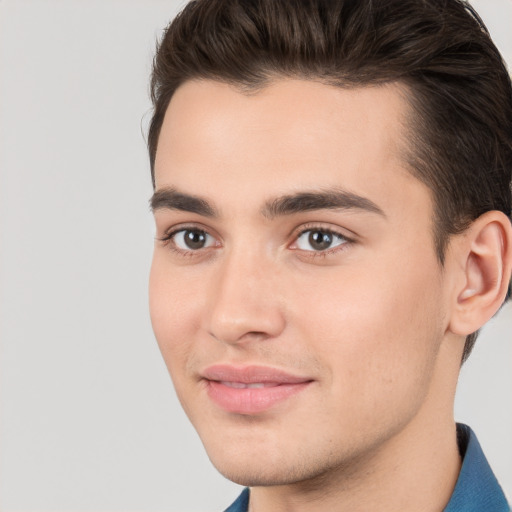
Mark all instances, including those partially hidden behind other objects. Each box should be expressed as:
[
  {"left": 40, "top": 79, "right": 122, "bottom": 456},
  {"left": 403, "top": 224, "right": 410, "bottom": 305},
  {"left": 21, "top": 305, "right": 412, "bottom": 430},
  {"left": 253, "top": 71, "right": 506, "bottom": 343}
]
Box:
[{"left": 205, "top": 380, "right": 312, "bottom": 414}]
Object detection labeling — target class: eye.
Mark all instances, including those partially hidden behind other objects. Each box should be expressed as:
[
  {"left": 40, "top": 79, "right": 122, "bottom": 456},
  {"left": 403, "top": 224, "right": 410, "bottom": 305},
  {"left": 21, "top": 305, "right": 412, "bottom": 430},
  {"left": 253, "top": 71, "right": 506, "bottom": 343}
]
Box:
[
  {"left": 171, "top": 228, "right": 216, "bottom": 251},
  {"left": 294, "top": 229, "right": 348, "bottom": 252}
]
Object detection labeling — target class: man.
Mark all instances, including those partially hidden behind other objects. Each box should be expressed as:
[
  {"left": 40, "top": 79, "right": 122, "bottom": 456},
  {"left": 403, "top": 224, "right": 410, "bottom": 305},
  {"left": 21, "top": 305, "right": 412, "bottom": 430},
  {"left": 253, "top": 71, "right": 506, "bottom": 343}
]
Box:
[{"left": 147, "top": 0, "right": 512, "bottom": 510}]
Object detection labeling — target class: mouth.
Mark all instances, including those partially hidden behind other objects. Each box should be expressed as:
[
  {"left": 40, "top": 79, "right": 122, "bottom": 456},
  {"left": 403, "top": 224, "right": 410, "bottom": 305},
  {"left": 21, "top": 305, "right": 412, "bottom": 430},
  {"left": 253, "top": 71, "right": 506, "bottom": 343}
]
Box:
[
  {"left": 219, "top": 381, "right": 280, "bottom": 389},
  {"left": 201, "top": 365, "right": 314, "bottom": 414}
]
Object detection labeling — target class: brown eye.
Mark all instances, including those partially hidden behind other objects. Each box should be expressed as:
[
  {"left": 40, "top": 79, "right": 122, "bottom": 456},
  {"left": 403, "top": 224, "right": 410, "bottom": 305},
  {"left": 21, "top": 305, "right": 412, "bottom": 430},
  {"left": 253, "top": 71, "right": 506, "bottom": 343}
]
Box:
[
  {"left": 295, "top": 229, "right": 347, "bottom": 252},
  {"left": 184, "top": 230, "right": 207, "bottom": 249},
  {"left": 172, "top": 229, "right": 215, "bottom": 250},
  {"left": 308, "top": 231, "right": 334, "bottom": 251}
]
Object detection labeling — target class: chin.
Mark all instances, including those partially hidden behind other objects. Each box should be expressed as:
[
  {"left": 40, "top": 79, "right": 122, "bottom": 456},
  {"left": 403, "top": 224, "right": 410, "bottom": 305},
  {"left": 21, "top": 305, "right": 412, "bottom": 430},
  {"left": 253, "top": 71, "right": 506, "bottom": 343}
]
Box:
[
  {"left": 203, "top": 437, "right": 347, "bottom": 488},
  {"left": 215, "top": 467, "right": 285, "bottom": 487},
  {"left": 202, "top": 438, "right": 300, "bottom": 486},
  {"left": 210, "top": 458, "right": 307, "bottom": 487}
]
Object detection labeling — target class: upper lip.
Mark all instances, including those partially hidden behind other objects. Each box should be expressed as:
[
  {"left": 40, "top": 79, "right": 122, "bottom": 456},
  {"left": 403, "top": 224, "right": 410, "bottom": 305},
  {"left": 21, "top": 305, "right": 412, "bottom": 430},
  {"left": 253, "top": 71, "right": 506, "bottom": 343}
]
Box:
[{"left": 201, "top": 364, "right": 313, "bottom": 384}]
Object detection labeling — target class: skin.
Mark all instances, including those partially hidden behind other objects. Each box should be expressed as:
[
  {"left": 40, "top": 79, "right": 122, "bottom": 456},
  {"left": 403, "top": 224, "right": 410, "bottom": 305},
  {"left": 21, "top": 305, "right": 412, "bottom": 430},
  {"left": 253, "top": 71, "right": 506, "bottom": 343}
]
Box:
[{"left": 149, "top": 79, "right": 509, "bottom": 511}]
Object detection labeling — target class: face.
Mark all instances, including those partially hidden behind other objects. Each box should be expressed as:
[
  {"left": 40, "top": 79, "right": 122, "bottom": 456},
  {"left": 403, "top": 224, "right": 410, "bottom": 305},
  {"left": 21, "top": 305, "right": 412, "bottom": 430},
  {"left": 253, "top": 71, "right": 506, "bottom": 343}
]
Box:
[{"left": 149, "top": 79, "right": 452, "bottom": 486}]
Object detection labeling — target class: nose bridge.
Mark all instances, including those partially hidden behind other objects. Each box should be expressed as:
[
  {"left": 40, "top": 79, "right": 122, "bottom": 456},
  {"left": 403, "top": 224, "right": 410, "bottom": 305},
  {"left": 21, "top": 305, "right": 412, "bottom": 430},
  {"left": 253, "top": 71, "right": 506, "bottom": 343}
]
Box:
[{"left": 206, "top": 243, "right": 284, "bottom": 344}]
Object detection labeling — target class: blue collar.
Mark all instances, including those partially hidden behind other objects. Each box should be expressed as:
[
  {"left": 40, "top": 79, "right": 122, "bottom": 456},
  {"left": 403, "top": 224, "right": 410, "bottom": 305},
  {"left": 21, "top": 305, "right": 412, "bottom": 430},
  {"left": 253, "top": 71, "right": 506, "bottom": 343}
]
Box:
[
  {"left": 443, "top": 423, "right": 509, "bottom": 511},
  {"left": 225, "top": 487, "right": 249, "bottom": 512},
  {"left": 224, "top": 424, "right": 510, "bottom": 512}
]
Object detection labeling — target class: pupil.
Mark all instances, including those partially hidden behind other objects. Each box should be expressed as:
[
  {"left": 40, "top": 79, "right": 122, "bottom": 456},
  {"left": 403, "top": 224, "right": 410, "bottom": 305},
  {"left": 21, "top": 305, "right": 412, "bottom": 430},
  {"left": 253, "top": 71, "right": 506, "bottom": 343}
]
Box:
[
  {"left": 185, "top": 230, "right": 206, "bottom": 249},
  {"left": 309, "top": 231, "right": 332, "bottom": 250}
]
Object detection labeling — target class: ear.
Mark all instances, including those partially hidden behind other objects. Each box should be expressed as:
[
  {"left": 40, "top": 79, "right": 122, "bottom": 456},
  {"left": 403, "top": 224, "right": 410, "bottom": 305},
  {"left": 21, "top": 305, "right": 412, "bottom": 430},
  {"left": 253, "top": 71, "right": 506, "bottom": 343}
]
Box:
[{"left": 448, "top": 211, "right": 512, "bottom": 337}]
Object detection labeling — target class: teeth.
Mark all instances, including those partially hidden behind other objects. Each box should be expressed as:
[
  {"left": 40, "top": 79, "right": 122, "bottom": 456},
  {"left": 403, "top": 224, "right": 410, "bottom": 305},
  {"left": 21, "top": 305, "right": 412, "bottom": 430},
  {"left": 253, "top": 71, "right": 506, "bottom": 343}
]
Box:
[
  {"left": 221, "top": 381, "right": 246, "bottom": 389},
  {"left": 220, "top": 381, "right": 267, "bottom": 389}
]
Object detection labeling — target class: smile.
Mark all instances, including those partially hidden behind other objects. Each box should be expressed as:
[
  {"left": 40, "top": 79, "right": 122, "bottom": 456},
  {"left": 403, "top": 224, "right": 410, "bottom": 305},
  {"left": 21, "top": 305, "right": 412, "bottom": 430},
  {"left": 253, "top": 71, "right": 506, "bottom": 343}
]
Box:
[
  {"left": 202, "top": 365, "right": 313, "bottom": 414},
  {"left": 220, "top": 381, "right": 279, "bottom": 389}
]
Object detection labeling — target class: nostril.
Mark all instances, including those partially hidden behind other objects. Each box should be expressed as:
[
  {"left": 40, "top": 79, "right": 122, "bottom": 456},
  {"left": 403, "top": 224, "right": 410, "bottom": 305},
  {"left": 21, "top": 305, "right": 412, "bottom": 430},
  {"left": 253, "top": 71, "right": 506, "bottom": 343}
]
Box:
[{"left": 208, "top": 329, "right": 274, "bottom": 345}]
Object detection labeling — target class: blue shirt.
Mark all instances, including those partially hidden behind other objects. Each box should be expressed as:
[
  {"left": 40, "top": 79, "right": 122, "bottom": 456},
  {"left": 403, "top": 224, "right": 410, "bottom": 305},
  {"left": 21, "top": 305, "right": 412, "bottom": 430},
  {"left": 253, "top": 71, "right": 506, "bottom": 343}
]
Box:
[{"left": 224, "top": 424, "right": 510, "bottom": 512}]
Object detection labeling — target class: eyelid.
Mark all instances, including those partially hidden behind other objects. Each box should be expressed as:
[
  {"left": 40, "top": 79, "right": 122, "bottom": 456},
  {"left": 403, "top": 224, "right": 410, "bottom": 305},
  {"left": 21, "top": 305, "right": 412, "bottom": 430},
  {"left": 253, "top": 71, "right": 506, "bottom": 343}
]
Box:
[
  {"left": 157, "top": 223, "right": 222, "bottom": 254},
  {"left": 158, "top": 222, "right": 217, "bottom": 240},
  {"left": 176, "top": 229, "right": 216, "bottom": 250},
  {"left": 288, "top": 223, "right": 355, "bottom": 254},
  {"left": 290, "top": 222, "right": 355, "bottom": 242},
  {"left": 156, "top": 221, "right": 355, "bottom": 259}
]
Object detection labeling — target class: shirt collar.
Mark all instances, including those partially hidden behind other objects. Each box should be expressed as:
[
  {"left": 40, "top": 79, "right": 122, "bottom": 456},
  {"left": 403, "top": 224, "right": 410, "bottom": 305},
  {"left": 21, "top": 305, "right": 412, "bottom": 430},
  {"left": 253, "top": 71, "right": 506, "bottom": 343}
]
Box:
[{"left": 443, "top": 423, "right": 509, "bottom": 512}]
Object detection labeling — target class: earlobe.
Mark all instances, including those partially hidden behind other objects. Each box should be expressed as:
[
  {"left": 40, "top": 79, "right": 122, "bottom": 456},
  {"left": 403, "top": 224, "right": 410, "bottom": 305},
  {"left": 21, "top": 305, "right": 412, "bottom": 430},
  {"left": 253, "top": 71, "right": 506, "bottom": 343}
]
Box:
[{"left": 449, "top": 211, "right": 512, "bottom": 336}]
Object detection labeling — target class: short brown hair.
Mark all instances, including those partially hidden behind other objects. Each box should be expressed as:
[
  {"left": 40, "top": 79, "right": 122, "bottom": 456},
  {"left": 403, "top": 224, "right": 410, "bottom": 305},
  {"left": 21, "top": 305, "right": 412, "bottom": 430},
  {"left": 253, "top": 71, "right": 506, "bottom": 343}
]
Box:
[{"left": 148, "top": 0, "right": 512, "bottom": 362}]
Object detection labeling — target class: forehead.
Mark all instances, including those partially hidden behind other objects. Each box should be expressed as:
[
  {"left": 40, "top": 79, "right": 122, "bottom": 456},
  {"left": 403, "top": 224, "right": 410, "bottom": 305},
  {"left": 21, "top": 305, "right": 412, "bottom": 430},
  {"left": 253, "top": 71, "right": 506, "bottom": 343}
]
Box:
[{"left": 154, "top": 79, "right": 427, "bottom": 220}]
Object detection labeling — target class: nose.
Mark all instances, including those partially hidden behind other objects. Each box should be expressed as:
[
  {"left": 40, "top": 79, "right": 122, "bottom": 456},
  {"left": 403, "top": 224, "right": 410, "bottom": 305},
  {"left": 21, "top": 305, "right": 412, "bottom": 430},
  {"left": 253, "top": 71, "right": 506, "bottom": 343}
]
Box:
[{"left": 205, "top": 248, "right": 286, "bottom": 346}]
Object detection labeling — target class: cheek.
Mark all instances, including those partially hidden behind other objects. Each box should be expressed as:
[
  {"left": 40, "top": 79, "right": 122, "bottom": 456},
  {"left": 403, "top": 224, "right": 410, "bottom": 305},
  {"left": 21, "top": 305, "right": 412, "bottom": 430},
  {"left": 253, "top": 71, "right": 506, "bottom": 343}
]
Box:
[
  {"left": 289, "top": 254, "right": 445, "bottom": 408},
  {"left": 148, "top": 254, "right": 203, "bottom": 374}
]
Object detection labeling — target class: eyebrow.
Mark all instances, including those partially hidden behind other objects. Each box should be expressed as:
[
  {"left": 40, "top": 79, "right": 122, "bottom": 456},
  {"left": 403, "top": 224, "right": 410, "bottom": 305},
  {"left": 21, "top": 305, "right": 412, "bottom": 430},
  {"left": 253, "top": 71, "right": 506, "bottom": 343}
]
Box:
[
  {"left": 150, "top": 187, "right": 218, "bottom": 217},
  {"left": 150, "top": 187, "right": 385, "bottom": 219},
  {"left": 261, "top": 189, "right": 386, "bottom": 219}
]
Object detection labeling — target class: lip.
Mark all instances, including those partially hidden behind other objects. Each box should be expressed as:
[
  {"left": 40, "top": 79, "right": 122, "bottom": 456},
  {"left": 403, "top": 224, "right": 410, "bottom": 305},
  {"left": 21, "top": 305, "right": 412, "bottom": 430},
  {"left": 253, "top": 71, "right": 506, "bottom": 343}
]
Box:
[{"left": 201, "top": 365, "right": 313, "bottom": 414}]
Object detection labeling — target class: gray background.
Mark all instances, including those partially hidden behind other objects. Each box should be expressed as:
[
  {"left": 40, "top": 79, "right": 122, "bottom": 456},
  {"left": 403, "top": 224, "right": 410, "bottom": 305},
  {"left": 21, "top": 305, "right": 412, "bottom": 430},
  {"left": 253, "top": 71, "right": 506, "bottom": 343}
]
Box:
[{"left": 0, "top": 0, "right": 510, "bottom": 510}]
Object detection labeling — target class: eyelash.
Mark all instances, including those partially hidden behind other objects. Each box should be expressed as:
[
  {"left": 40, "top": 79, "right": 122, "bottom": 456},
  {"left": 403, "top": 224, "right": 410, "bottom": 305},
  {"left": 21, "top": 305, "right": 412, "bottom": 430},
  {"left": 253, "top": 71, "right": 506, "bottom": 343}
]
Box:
[
  {"left": 291, "top": 224, "right": 353, "bottom": 259},
  {"left": 158, "top": 225, "right": 214, "bottom": 257},
  {"left": 157, "top": 223, "right": 354, "bottom": 259}
]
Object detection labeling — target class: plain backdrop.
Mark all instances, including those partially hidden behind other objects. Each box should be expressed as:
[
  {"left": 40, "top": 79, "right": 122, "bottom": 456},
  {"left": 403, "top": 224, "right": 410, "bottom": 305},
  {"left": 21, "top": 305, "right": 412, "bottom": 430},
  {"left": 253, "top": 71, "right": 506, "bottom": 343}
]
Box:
[{"left": 0, "top": 0, "right": 511, "bottom": 510}]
